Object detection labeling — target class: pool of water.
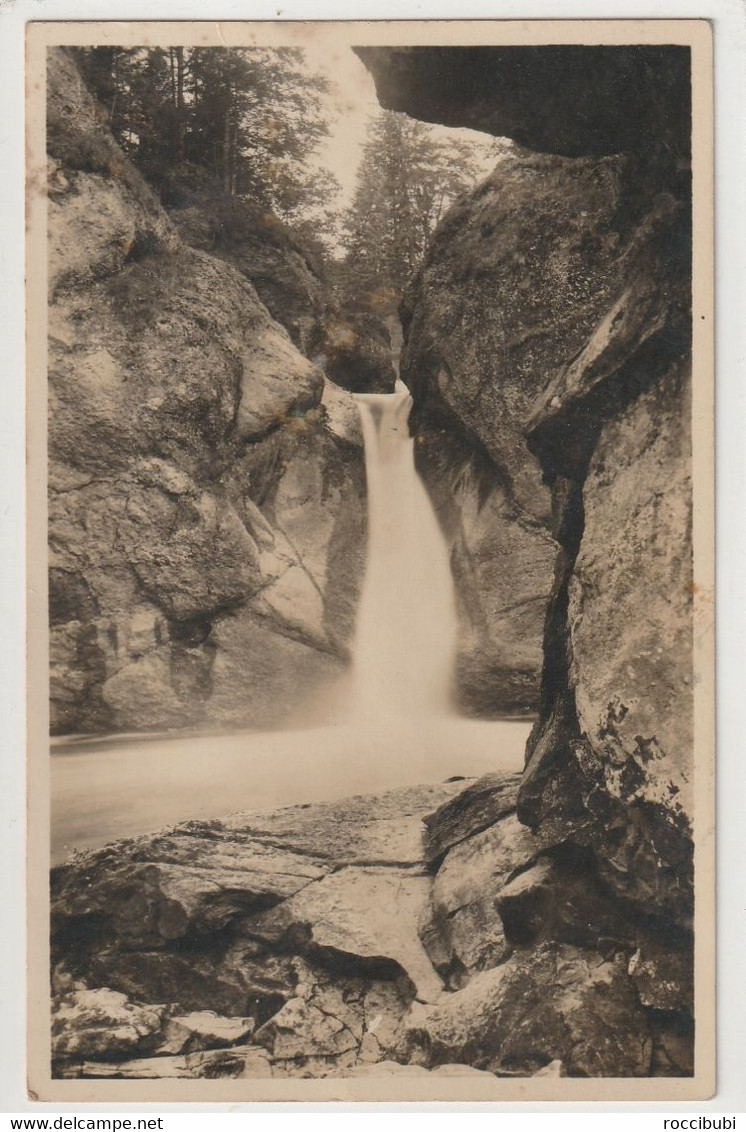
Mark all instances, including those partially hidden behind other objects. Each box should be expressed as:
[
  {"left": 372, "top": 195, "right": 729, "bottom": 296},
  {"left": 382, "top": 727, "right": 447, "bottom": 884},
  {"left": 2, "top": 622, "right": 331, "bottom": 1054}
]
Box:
[{"left": 50, "top": 717, "right": 532, "bottom": 865}]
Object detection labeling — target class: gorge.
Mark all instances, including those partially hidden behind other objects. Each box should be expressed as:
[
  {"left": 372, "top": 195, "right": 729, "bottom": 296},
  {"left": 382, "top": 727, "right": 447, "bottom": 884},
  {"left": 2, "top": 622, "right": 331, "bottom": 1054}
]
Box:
[{"left": 47, "top": 39, "right": 698, "bottom": 1088}]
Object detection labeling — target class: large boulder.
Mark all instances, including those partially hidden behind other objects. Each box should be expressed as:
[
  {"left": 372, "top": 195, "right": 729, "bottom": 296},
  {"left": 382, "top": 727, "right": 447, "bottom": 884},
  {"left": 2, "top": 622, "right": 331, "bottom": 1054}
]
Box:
[
  {"left": 51, "top": 821, "right": 331, "bottom": 949},
  {"left": 245, "top": 867, "right": 444, "bottom": 1003},
  {"left": 419, "top": 813, "right": 539, "bottom": 984},
  {"left": 519, "top": 197, "right": 694, "bottom": 927},
  {"left": 356, "top": 45, "right": 691, "bottom": 164},
  {"left": 404, "top": 150, "right": 632, "bottom": 520}
]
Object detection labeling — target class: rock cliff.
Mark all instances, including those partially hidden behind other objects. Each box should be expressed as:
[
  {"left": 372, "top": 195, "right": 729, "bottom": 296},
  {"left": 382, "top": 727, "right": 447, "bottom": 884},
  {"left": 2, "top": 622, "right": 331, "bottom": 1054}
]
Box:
[
  {"left": 47, "top": 48, "right": 366, "bottom": 735},
  {"left": 360, "top": 41, "right": 695, "bottom": 1044},
  {"left": 402, "top": 148, "right": 636, "bottom": 715}
]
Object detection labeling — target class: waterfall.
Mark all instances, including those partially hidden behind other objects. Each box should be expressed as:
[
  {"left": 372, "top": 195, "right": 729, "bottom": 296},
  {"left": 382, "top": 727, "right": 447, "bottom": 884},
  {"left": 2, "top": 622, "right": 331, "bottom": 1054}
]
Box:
[
  {"left": 53, "top": 382, "right": 531, "bottom": 858},
  {"left": 350, "top": 380, "right": 458, "bottom": 721}
]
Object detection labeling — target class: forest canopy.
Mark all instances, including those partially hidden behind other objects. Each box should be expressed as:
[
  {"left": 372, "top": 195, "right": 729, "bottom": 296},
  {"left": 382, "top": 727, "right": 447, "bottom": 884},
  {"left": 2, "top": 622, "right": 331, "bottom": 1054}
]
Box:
[{"left": 73, "top": 45, "right": 503, "bottom": 299}]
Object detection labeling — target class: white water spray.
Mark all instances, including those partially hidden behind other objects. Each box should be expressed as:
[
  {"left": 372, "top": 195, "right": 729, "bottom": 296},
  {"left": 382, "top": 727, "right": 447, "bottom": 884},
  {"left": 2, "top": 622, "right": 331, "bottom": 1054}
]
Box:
[{"left": 350, "top": 380, "right": 458, "bottom": 721}]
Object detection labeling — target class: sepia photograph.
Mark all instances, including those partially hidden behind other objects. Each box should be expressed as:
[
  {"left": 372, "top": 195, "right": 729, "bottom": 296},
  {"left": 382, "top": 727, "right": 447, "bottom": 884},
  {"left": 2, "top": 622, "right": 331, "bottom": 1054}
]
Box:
[{"left": 24, "top": 19, "right": 714, "bottom": 1102}]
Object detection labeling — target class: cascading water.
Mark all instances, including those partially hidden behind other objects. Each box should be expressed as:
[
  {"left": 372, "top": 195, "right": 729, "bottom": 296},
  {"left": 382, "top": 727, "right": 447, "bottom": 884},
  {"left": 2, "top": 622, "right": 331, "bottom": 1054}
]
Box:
[
  {"left": 350, "top": 380, "right": 458, "bottom": 721},
  {"left": 52, "top": 384, "right": 530, "bottom": 861}
]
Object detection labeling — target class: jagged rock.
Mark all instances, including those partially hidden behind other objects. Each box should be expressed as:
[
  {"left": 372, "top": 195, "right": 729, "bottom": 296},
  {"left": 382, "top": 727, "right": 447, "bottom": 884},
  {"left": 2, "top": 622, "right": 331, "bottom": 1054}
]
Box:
[
  {"left": 493, "top": 859, "right": 556, "bottom": 940},
  {"left": 245, "top": 867, "right": 443, "bottom": 1004},
  {"left": 569, "top": 362, "right": 693, "bottom": 887},
  {"left": 51, "top": 821, "right": 330, "bottom": 948},
  {"left": 399, "top": 942, "right": 653, "bottom": 1077},
  {"left": 420, "top": 813, "right": 539, "bottom": 982},
  {"left": 46, "top": 48, "right": 366, "bottom": 735},
  {"left": 57, "top": 1045, "right": 273, "bottom": 1079},
  {"left": 423, "top": 773, "right": 522, "bottom": 863},
  {"left": 158, "top": 1011, "right": 255, "bottom": 1055},
  {"left": 254, "top": 996, "right": 360, "bottom": 1060},
  {"left": 495, "top": 855, "right": 636, "bottom": 951},
  {"left": 517, "top": 196, "right": 695, "bottom": 930},
  {"left": 51, "top": 989, "right": 166, "bottom": 1061},
  {"left": 52, "top": 784, "right": 464, "bottom": 1038},
  {"left": 49, "top": 777, "right": 684, "bottom": 1079}
]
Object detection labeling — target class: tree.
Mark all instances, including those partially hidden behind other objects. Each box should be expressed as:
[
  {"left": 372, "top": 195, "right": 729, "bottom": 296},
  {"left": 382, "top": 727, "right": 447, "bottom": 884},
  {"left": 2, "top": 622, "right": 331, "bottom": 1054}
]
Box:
[
  {"left": 72, "top": 46, "right": 340, "bottom": 236},
  {"left": 340, "top": 111, "right": 486, "bottom": 301}
]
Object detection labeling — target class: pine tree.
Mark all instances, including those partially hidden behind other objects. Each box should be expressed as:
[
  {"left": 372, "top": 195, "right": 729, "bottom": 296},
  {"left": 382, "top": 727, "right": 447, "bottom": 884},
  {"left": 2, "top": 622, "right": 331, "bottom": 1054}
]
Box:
[{"left": 341, "top": 111, "right": 487, "bottom": 301}]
